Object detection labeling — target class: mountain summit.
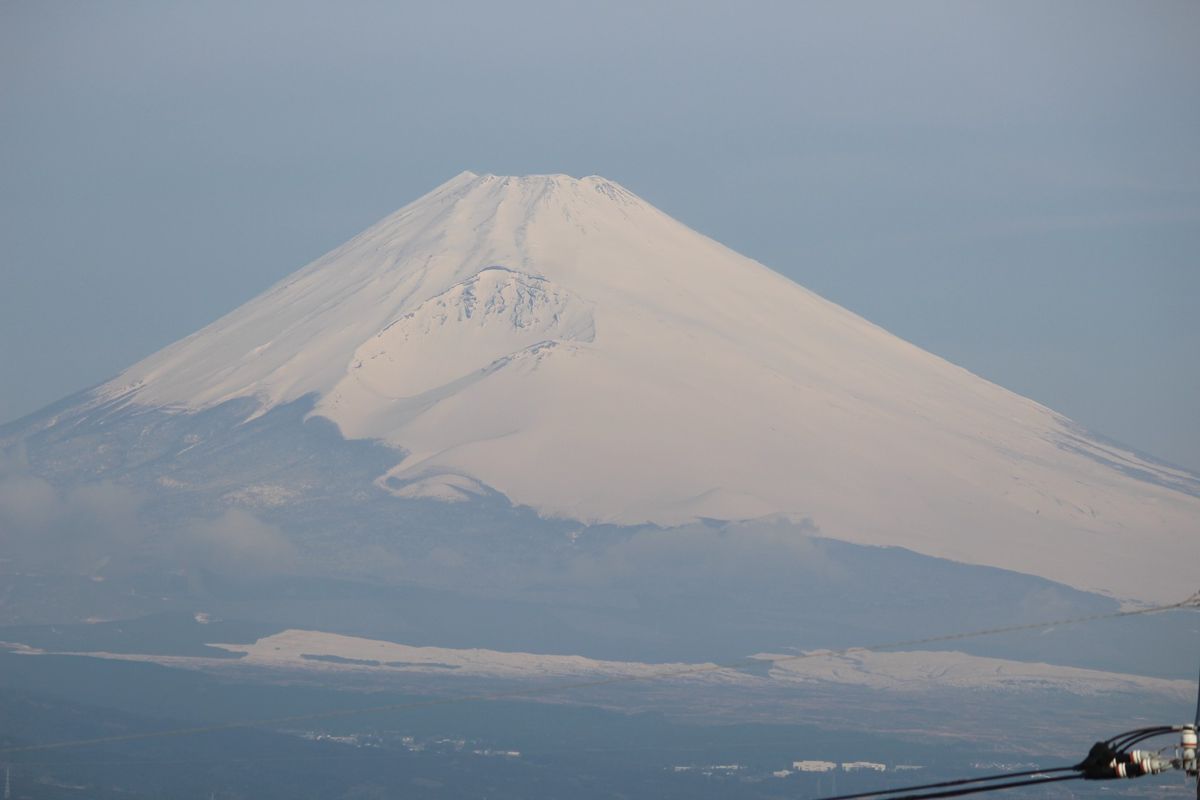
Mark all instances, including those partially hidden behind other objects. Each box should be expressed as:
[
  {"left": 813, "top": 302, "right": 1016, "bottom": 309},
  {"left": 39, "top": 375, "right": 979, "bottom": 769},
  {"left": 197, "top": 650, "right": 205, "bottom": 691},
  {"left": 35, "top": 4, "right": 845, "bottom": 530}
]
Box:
[{"left": 93, "top": 172, "right": 1197, "bottom": 601}]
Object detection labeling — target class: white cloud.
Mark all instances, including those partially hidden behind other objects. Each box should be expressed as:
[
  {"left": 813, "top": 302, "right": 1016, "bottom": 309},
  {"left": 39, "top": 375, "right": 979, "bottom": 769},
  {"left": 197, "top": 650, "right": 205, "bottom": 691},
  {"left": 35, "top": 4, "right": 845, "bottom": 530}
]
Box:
[
  {"left": 182, "top": 508, "right": 296, "bottom": 576},
  {"left": 0, "top": 463, "right": 294, "bottom": 578}
]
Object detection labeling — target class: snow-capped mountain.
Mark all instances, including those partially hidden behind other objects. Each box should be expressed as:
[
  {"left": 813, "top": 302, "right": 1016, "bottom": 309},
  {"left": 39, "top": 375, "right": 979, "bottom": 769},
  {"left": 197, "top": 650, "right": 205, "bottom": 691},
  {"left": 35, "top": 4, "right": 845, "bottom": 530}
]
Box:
[{"left": 41, "top": 173, "right": 1200, "bottom": 602}]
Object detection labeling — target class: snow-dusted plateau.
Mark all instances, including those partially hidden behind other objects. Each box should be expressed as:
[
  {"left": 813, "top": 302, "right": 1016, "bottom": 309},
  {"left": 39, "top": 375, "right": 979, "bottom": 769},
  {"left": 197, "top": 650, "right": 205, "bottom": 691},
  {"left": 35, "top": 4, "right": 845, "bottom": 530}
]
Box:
[
  {"left": 1, "top": 172, "right": 1196, "bottom": 683},
  {"left": 12, "top": 627, "right": 1188, "bottom": 701},
  {"left": 3, "top": 618, "right": 1192, "bottom": 763}
]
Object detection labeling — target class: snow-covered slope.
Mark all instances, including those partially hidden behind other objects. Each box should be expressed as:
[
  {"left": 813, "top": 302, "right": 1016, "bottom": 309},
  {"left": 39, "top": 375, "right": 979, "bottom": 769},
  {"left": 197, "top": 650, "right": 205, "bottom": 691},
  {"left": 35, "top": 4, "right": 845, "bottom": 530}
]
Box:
[
  {"left": 16, "top": 629, "right": 1189, "bottom": 700},
  {"left": 97, "top": 172, "right": 1199, "bottom": 602}
]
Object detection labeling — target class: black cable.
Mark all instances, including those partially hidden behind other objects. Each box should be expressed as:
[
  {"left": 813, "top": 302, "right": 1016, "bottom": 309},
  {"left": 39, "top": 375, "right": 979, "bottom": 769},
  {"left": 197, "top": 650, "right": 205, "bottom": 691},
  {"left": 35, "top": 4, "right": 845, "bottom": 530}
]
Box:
[
  {"left": 1195, "top": 659, "right": 1200, "bottom": 800},
  {"left": 883, "top": 774, "right": 1082, "bottom": 800},
  {"left": 1111, "top": 734, "right": 1169, "bottom": 753},
  {"left": 1117, "top": 731, "right": 1174, "bottom": 751},
  {"left": 1195, "top": 657, "right": 1200, "bottom": 728},
  {"left": 811, "top": 766, "right": 1078, "bottom": 800},
  {"left": 1107, "top": 725, "right": 1173, "bottom": 746},
  {"left": 1112, "top": 728, "right": 1176, "bottom": 752}
]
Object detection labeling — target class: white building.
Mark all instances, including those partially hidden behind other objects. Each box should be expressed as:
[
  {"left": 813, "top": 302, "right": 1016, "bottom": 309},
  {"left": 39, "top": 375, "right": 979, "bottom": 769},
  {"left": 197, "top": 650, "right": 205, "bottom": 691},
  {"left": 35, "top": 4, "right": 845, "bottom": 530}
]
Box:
[{"left": 792, "top": 760, "right": 838, "bottom": 772}]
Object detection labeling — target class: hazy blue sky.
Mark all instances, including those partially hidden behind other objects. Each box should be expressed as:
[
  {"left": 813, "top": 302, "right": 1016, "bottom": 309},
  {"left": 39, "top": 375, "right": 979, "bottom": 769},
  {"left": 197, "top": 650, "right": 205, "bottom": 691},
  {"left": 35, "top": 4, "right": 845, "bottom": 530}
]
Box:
[{"left": 2, "top": 1, "right": 1198, "bottom": 470}]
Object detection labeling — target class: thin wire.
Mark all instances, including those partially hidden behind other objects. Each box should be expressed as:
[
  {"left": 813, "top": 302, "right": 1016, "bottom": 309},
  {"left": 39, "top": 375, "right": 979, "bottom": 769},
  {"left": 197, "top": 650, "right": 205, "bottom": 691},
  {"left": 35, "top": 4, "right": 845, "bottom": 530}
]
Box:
[
  {"left": 808, "top": 766, "right": 1077, "bottom": 800},
  {"left": 3, "top": 589, "right": 1196, "bottom": 756},
  {"left": 882, "top": 774, "right": 1082, "bottom": 800},
  {"left": 6, "top": 751, "right": 398, "bottom": 769},
  {"left": 4, "top": 735, "right": 880, "bottom": 767}
]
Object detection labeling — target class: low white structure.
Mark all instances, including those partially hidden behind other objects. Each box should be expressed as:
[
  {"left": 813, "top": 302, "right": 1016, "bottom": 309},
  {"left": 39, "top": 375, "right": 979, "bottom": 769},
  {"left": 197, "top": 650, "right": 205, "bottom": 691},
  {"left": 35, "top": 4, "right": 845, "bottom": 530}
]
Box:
[
  {"left": 843, "top": 761, "right": 886, "bottom": 772},
  {"left": 793, "top": 760, "right": 838, "bottom": 772}
]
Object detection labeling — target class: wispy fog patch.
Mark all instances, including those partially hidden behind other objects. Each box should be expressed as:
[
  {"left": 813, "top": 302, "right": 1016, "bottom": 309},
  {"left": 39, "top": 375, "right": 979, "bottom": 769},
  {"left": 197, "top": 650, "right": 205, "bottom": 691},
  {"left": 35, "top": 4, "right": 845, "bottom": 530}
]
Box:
[
  {"left": 180, "top": 509, "right": 296, "bottom": 577},
  {"left": 0, "top": 470, "right": 145, "bottom": 574},
  {"left": 566, "top": 516, "right": 834, "bottom": 593},
  {"left": 0, "top": 473, "right": 58, "bottom": 530},
  {"left": 1019, "top": 585, "right": 1095, "bottom": 621},
  {"left": 0, "top": 453, "right": 294, "bottom": 579}
]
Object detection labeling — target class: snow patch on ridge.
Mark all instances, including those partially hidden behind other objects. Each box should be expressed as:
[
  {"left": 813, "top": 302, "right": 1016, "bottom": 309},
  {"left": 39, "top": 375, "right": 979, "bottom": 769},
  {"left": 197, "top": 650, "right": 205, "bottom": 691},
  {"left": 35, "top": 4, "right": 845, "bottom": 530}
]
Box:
[
  {"left": 185, "top": 629, "right": 1196, "bottom": 699},
  {"left": 316, "top": 267, "right": 594, "bottom": 438},
  {"left": 384, "top": 473, "right": 489, "bottom": 503}
]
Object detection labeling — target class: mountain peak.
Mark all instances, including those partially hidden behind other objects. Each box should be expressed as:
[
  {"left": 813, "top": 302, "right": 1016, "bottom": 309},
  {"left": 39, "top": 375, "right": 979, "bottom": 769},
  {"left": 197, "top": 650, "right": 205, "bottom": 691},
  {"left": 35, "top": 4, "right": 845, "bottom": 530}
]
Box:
[
  {"left": 464, "top": 171, "right": 621, "bottom": 186},
  {"left": 98, "top": 171, "right": 671, "bottom": 414},
  {"left": 92, "top": 172, "right": 1200, "bottom": 602},
  {"left": 438, "top": 171, "right": 645, "bottom": 212}
]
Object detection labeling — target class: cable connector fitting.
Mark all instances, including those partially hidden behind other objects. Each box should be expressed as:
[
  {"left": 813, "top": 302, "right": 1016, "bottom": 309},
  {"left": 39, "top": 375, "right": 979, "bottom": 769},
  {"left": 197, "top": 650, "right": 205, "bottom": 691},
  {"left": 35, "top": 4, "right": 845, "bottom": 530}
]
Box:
[
  {"left": 1182, "top": 725, "right": 1197, "bottom": 777},
  {"left": 1076, "top": 741, "right": 1172, "bottom": 780},
  {"left": 1114, "top": 751, "right": 1169, "bottom": 778}
]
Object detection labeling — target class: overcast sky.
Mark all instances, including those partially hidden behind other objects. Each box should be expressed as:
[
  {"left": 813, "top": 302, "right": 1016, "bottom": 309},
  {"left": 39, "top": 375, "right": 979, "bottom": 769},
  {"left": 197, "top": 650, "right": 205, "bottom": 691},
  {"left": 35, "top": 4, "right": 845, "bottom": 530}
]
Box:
[{"left": 2, "top": 1, "right": 1198, "bottom": 470}]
